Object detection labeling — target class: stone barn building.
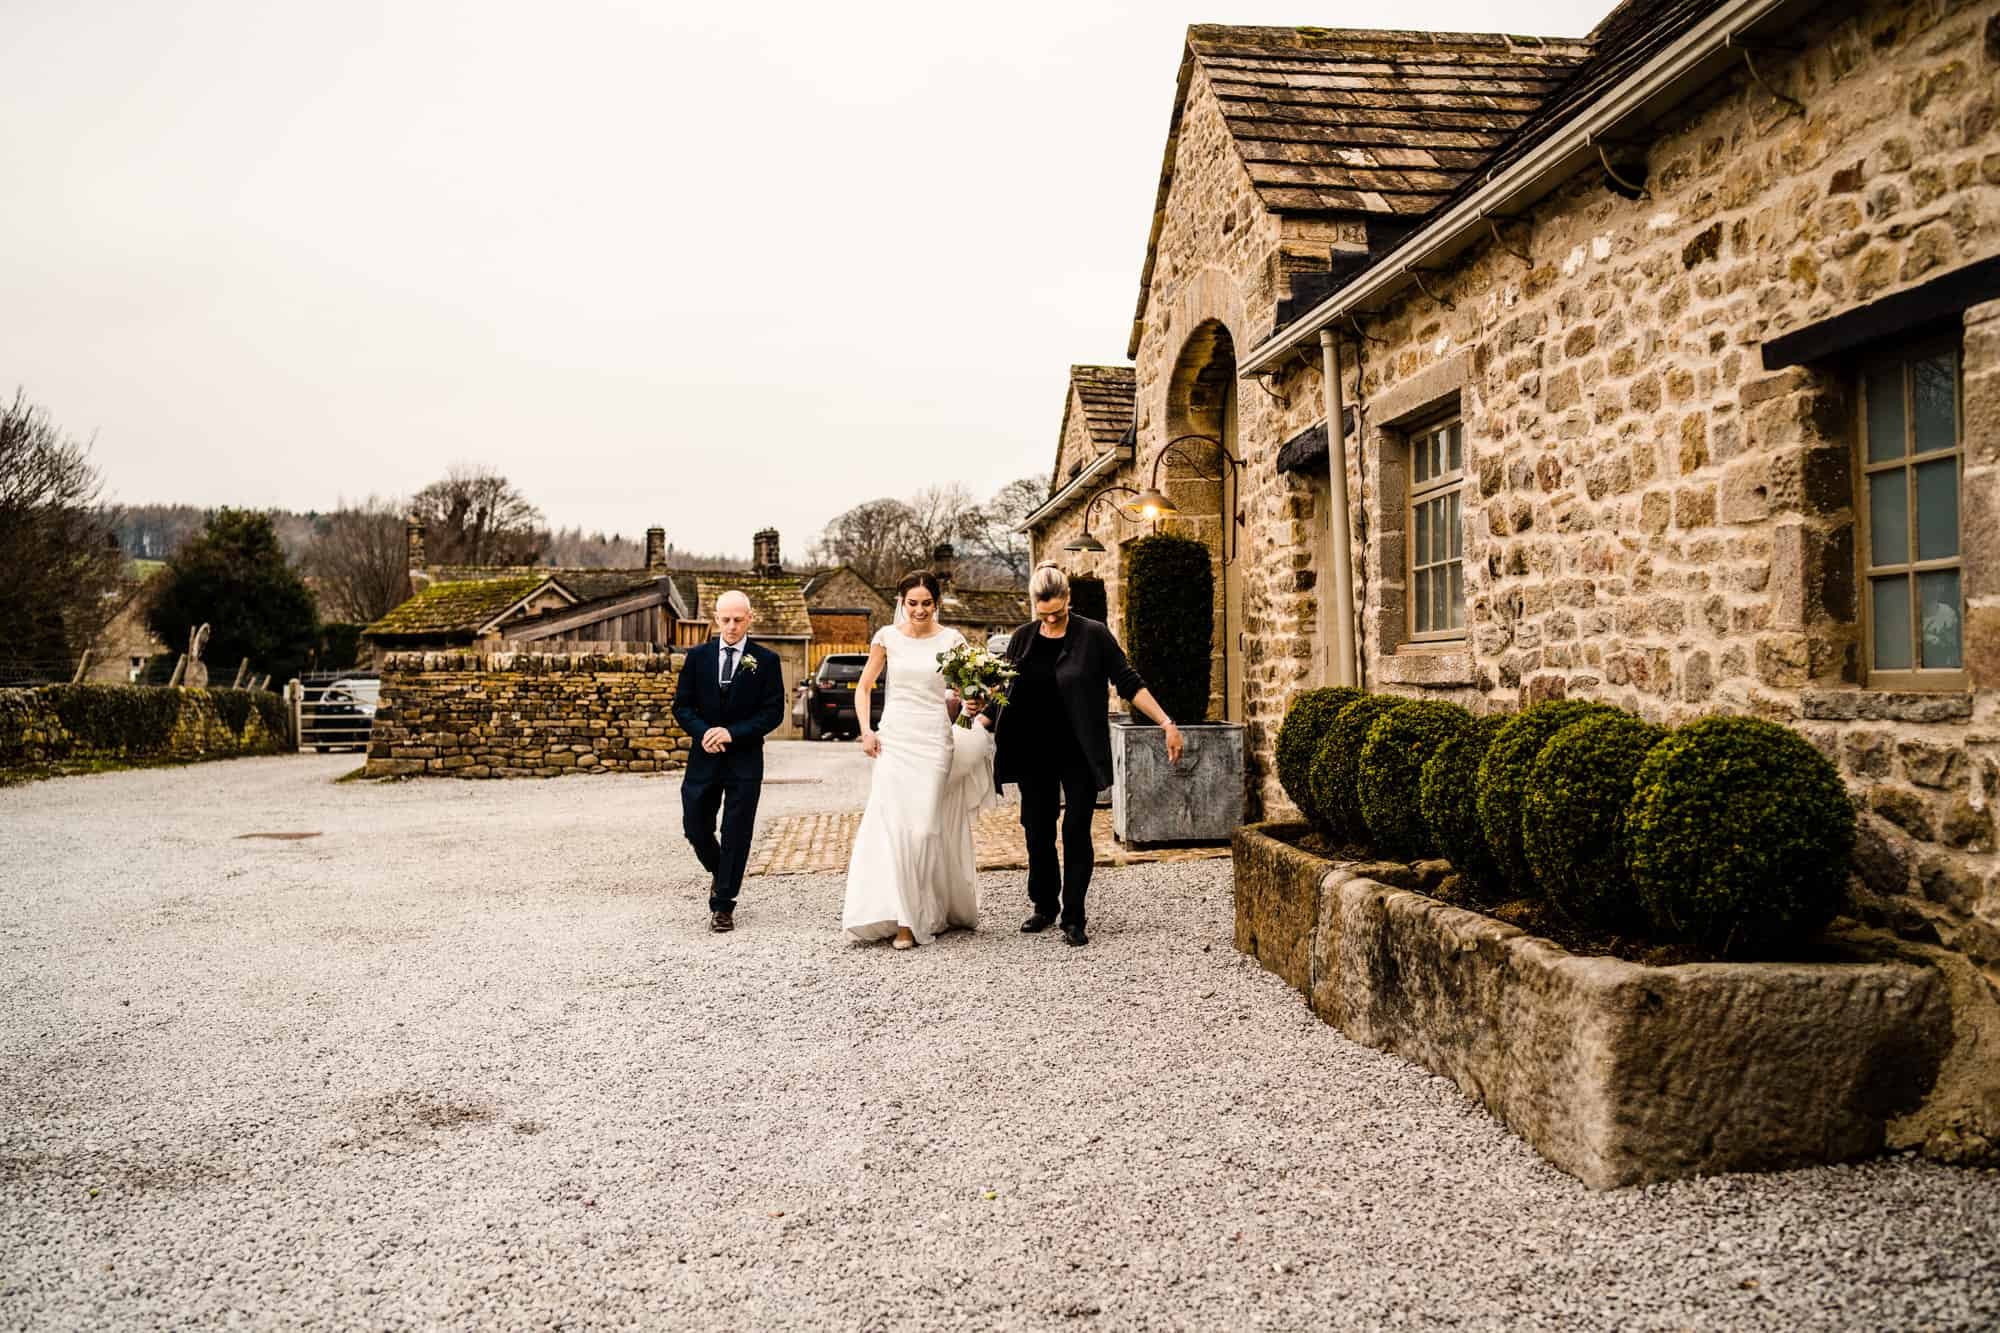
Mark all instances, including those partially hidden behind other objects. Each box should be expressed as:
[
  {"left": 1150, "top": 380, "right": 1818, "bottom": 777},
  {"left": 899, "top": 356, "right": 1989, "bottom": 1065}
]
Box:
[{"left": 1033, "top": 0, "right": 2000, "bottom": 980}]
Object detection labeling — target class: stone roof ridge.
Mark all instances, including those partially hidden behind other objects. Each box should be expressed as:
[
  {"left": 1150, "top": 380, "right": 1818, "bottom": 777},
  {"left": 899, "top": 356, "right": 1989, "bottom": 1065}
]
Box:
[{"left": 1127, "top": 21, "right": 1593, "bottom": 357}]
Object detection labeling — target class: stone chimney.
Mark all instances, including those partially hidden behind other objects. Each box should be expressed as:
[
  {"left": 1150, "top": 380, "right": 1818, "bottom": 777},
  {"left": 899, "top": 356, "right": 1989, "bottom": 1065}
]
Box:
[
  {"left": 931, "top": 542, "right": 956, "bottom": 590},
  {"left": 752, "top": 528, "right": 782, "bottom": 577},
  {"left": 645, "top": 527, "right": 667, "bottom": 571},
  {"left": 406, "top": 517, "right": 426, "bottom": 570}
]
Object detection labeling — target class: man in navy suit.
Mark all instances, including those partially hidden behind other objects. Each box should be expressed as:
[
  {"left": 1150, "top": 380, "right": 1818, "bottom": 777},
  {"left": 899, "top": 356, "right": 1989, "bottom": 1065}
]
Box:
[{"left": 672, "top": 590, "right": 787, "bottom": 933}]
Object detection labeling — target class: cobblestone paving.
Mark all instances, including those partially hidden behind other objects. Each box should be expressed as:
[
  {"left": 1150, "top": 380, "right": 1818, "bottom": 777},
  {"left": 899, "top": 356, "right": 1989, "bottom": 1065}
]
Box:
[{"left": 747, "top": 805, "right": 1231, "bottom": 876}]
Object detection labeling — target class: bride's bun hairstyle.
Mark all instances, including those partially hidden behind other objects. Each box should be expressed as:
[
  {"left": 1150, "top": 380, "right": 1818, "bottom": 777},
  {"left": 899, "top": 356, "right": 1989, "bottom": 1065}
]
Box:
[
  {"left": 1029, "top": 562, "right": 1069, "bottom": 602},
  {"left": 897, "top": 570, "right": 942, "bottom": 602}
]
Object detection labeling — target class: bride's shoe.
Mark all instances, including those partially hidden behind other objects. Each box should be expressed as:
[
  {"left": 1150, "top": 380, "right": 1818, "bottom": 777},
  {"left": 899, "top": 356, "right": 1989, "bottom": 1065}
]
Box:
[{"left": 892, "top": 928, "right": 916, "bottom": 950}]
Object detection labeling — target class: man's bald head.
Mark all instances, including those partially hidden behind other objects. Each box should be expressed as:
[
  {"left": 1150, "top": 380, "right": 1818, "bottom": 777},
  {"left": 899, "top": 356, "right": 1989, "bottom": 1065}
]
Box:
[{"left": 714, "top": 590, "right": 753, "bottom": 645}]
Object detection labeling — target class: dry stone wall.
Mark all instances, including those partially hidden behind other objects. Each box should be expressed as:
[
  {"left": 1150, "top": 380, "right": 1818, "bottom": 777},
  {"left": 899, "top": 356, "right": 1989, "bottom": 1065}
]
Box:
[{"left": 365, "top": 652, "right": 689, "bottom": 778}]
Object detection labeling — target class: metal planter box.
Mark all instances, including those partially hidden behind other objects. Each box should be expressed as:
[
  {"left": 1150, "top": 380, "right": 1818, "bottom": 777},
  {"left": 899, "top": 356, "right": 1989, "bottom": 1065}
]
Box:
[{"left": 1110, "top": 717, "right": 1246, "bottom": 845}]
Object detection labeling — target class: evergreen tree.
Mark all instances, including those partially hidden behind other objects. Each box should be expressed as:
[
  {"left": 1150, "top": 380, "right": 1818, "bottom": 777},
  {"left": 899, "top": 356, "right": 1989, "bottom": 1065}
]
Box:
[{"left": 147, "top": 509, "right": 319, "bottom": 683}]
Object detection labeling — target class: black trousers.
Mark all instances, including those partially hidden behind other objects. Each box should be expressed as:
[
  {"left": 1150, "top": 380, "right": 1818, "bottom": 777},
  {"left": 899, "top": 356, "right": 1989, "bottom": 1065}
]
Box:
[
  {"left": 1017, "top": 759, "right": 1098, "bottom": 927},
  {"left": 681, "top": 755, "right": 763, "bottom": 912}
]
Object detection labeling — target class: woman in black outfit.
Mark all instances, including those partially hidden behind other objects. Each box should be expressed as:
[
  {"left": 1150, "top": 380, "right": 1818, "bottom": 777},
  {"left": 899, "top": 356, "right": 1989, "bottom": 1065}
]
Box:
[{"left": 967, "top": 563, "right": 1184, "bottom": 947}]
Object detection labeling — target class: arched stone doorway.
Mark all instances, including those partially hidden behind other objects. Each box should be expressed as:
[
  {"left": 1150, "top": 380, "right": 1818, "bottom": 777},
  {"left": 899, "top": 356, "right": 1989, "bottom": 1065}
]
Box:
[{"left": 1162, "top": 319, "right": 1244, "bottom": 724}]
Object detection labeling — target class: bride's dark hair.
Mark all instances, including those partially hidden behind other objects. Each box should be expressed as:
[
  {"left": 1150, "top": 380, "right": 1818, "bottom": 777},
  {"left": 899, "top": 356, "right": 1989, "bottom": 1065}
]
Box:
[{"left": 896, "top": 570, "right": 942, "bottom": 602}]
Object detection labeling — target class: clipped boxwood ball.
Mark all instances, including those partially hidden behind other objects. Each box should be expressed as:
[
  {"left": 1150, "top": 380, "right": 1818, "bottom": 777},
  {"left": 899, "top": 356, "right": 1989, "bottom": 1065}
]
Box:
[
  {"left": 1475, "top": 699, "right": 1617, "bottom": 895},
  {"left": 1358, "top": 699, "right": 1474, "bottom": 860},
  {"left": 1419, "top": 714, "right": 1509, "bottom": 895},
  {"left": 1522, "top": 712, "right": 1666, "bottom": 933},
  {"left": 1627, "top": 716, "right": 1856, "bottom": 956},
  {"left": 1308, "top": 695, "right": 1403, "bottom": 846},
  {"left": 1276, "top": 687, "right": 1366, "bottom": 826}
]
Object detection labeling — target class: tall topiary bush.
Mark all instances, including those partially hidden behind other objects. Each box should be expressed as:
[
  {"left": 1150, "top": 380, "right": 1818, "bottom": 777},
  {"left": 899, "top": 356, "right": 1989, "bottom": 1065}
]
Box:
[
  {"left": 1123, "top": 533, "right": 1213, "bottom": 725},
  {"left": 1276, "top": 686, "right": 1365, "bottom": 826},
  {"left": 1308, "top": 694, "right": 1402, "bottom": 847},
  {"left": 1358, "top": 699, "right": 1473, "bottom": 860},
  {"left": 1420, "top": 714, "right": 1509, "bottom": 896},
  {"left": 1522, "top": 712, "right": 1666, "bottom": 933},
  {"left": 1626, "top": 716, "right": 1856, "bottom": 956},
  {"left": 1068, "top": 574, "right": 1108, "bottom": 626},
  {"left": 1475, "top": 699, "right": 1617, "bottom": 895}
]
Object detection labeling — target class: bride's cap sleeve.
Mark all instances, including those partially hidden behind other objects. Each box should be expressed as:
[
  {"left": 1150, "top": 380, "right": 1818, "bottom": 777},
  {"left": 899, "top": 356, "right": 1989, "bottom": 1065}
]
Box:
[{"left": 870, "top": 624, "right": 893, "bottom": 648}]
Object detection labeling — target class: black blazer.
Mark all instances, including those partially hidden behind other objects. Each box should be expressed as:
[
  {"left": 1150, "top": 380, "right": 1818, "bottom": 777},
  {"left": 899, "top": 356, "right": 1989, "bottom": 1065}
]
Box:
[
  {"left": 992, "top": 614, "right": 1146, "bottom": 790},
  {"left": 672, "top": 638, "right": 787, "bottom": 772}
]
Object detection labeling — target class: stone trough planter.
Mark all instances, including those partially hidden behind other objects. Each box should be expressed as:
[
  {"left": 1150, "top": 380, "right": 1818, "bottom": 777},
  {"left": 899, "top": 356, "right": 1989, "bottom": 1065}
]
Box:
[
  {"left": 1110, "top": 718, "right": 1245, "bottom": 846},
  {"left": 1233, "top": 823, "right": 1961, "bottom": 1189}
]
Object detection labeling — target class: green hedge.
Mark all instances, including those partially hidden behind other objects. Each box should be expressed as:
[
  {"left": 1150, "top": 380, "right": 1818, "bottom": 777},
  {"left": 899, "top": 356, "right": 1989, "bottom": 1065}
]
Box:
[
  {"left": 1358, "top": 699, "right": 1473, "bottom": 860},
  {"left": 1475, "top": 700, "right": 1617, "bottom": 895},
  {"left": 1276, "top": 687, "right": 1365, "bottom": 826},
  {"left": 1308, "top": 694, "right": 1402, "bottom": 846},
  {"left": 1068, "top": 575, "right": 1108, "bottom": 626},
  {"left": 1124, "top": 534, "right": 1214, "bottom": 725},
  {"left": 1419, "top": 714, "right": 1509, "bottom": 896},
  {"left": 1627, "top": 716, "right": 1855, "bottom": 955},
  {"left": 0, "top": 684, "right": 289, "bottom": 768},
  {"left": 1522, "top": 713, "right": 1665, "bottom": 933}
]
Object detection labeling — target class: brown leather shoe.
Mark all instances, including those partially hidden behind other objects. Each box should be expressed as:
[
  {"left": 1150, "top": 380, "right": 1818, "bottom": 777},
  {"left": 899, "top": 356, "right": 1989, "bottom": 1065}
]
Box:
[{"left": 711, "top": 911, "right": 734, "bottom": 933}]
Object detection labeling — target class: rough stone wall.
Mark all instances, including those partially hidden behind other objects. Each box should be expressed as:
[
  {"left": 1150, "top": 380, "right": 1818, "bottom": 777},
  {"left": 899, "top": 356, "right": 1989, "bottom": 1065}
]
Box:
[
  {"left": 809, "top": 610, "right": 871, "bottom": 646},
  {"left": 1240, "top": 0, "right": 2000, "bottom": 977},
  {"left": 803, "top": 568, "right": 891, "bottom": 633},
  {"left": 364, "top": 652, "right": 689, "bottom": 778}
]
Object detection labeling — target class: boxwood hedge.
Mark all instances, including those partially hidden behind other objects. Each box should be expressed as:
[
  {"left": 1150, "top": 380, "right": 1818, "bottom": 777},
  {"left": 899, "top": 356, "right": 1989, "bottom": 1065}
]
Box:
[
  {"left": 1626, "top": 715, "right": 1856, "bottom": 956},
  {"left": 1474, "top": 699, "right": 1617, "bottom": 895},
  {"left": 1418, "top": 713, "right": 1509, "bottom": 895},
  {"left": 1308, "top": 694, "right": 1403, "bottom": 847},
  {"left": 1276, "top": 687, "right": 1366, "bottom": 828},
  {"left": 1358, "top": 699, "right": 1473, "bottom": 860},
  {"left": 1521, "top": 712, "right": 1665, "bottom": 933}
]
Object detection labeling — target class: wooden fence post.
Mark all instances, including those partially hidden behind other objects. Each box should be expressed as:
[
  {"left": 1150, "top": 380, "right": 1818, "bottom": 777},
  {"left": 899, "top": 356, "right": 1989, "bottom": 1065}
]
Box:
[{"left": 69, "top": 651, "right": 91, "bottom": 684}]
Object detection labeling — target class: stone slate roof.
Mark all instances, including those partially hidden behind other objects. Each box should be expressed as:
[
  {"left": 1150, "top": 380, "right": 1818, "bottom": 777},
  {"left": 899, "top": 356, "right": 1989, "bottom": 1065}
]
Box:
[
  {"left": 943, "top": 588, "right": 1030, "bottom": 629},
  {"left": 425, "top": 566, "right": 658, "bottom": 603},
  {"left": 366, "top": 576, "right": 563, "bottom": 639},
  {"left": 1130, "top": 24, "right": 1590, "bottom": 355},
  {"left": 696, "top": 575, "right": 811, "bottom": 638},
  {"left": 1055, "top": 365, "right": 1138, "bottom": 489}
]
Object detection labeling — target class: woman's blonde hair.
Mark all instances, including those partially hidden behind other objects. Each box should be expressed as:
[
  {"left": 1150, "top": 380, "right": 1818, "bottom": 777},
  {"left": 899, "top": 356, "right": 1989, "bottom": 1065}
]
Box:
[{"left": 1028, "top": 562, "right": 1069, "bottom": 602}]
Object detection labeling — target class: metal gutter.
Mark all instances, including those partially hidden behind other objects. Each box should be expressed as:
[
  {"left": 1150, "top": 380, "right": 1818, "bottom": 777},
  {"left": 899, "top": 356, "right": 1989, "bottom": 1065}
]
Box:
[
  {"left": 1239, "top": 0, "right": 1804, "bottom": 376},
  {"left": 1017, "top": 447, "right": 1127, "bottom": 532}
]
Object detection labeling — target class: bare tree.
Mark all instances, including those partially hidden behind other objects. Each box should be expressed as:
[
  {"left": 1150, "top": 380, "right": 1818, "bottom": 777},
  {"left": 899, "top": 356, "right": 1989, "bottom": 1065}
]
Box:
[
  {"left": 542, "top": 526, "right": 645, "bottom": 568},
  {"left": 409, "top": 465, "right": 545, "bottom": 566},
  {"left": 809, "top": 497, "right": 921, "bottom": 586},
  {"left": 905, "top": 483, "right": 978, "bottom": 558},
  {"left": 956, "top": 476, "right": 1045, "bottom": 586},
  {"left": 304, "top": 496, "right": 410, "bottom": 623},
  {"left": 0, "top": 390, "right": 127, "bottom": 674}
]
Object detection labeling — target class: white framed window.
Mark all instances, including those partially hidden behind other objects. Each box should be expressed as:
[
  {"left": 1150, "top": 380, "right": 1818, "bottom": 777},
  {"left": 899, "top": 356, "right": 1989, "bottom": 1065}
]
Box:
[
  {"left": 1408, "top": 416, "right": 1466, "bottom": 642},
  {"left": 1858, "top": 341, "right": 1964, "bottom": 690}
]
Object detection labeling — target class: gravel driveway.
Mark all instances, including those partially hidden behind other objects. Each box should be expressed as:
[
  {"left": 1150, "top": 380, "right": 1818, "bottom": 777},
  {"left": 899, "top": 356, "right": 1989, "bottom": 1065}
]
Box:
[{"left": 3, "top": 745, "right": 1997, "bottom": 1330}]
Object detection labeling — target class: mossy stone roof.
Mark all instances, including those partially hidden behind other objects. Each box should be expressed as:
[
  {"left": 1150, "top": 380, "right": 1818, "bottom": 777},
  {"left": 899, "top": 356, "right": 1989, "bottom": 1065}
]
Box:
[
  {"left": 365, "top": 576, "right": 557, "bottom": 638},
  {"left": 696, "top": 575, "right": 811, "bottom": 638}
]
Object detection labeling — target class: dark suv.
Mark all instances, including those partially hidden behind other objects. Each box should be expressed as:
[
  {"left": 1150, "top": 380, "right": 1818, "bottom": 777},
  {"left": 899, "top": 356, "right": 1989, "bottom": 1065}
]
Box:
[{"left": 804, "top": 653, "right": 883, "bottom": 740}]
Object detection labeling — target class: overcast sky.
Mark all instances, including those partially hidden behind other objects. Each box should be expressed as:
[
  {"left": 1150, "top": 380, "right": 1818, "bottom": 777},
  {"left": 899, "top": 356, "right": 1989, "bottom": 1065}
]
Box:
[{"left": 4, "top": 0, "right": 1609, "bottom": 557}]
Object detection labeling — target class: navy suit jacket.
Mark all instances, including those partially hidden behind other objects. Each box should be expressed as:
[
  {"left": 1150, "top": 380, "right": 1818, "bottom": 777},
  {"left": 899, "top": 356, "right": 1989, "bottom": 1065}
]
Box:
[{"left": 673, "top": 638, "right": 787, "bottom": 775}]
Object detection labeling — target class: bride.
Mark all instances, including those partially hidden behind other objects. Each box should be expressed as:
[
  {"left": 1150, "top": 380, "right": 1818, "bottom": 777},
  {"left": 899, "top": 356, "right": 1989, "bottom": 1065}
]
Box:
[{"left": 841, "top": 570, "right": 996, "bottom": 949}]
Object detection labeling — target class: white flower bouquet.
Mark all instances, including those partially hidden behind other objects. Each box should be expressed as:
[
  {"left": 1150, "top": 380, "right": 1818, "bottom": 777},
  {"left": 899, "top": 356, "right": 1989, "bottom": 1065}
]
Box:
[{"left": 936, "top": 641, "right": 1017, "bottom": 729}]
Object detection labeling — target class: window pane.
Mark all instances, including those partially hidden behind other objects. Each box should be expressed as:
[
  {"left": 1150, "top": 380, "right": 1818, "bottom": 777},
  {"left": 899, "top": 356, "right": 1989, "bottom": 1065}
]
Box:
[
  {"left": 1919, "top": 569, "right": 1962, "bottom": 669},
  {"left": 1872, "top": 576, "right": 1913, "bottom": 670},
  {"left": 1414, "top": 434, "right": 1431, "bottom": 484},
  {"left": 1432, "top": 498, "right": 1448, "bottom": 563},
  {"left": 1431, "top": 563, "right": 1446, "bottom": 633},
  {"left": 1869, "top": 469, "right": 1908, "bottom": 568},
  {"left": 1448, "top": 491, "right": 1462, "bottom": 558},
  {"left": 1913, "top": 352, "right": 1956, "bottom": 456},
  {"left": 1866, "top": 363, "right": 1905, "bottom": 463},
  {"left": 1414, "top": 569, "right": 1431, "bottom": 632},
  {"left": 1447, "top": 423, "right": 1463, "bottom": 473},
  {"left": 1448, "top": 561, "right": 1464, "bottom": 629},
  {"left": 1915, "top": 457, "right": 1958, "bottom": 561},
  {"left": 1413, "top": 503, "right": 1429, "bottom": 569}
]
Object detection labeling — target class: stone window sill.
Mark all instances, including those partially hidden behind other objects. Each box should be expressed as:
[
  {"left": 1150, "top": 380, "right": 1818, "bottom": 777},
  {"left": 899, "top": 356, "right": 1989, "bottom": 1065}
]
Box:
[
  {"left": 1800, "top": 689, "right": 1974, "bottom": 723},
  {"left": 1377, "top": 647, "right": 1475, "bottom": 687}
]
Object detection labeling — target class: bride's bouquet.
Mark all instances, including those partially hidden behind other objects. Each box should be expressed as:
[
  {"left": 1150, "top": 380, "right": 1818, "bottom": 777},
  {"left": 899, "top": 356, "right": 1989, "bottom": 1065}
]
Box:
[{"left": 936, "top": 641, "right": 1017, "bottom": 729}]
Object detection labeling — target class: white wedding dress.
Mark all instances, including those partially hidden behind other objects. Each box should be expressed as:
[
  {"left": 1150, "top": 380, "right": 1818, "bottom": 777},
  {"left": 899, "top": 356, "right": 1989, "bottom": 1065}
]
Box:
[{"left": 841, "top": 622, "right": 996, "bottom": 943}]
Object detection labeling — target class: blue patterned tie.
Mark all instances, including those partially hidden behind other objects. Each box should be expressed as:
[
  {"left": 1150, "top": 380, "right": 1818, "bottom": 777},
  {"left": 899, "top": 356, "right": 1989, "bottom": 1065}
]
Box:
[{"left": 721, "top": 646, "right": 737, "bottom": 685}]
